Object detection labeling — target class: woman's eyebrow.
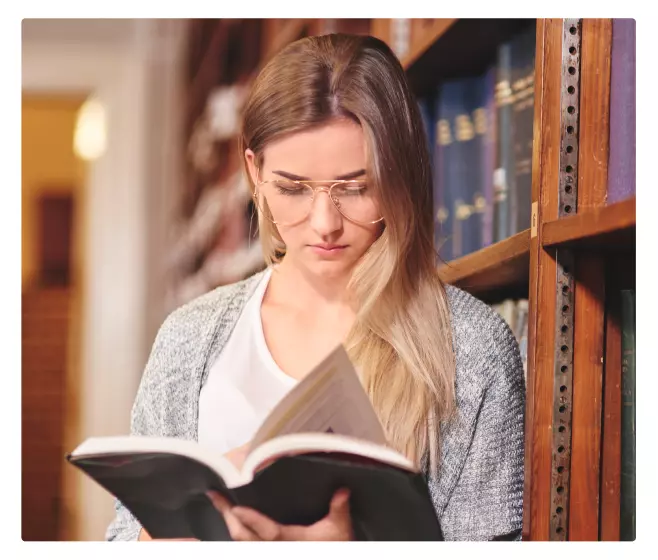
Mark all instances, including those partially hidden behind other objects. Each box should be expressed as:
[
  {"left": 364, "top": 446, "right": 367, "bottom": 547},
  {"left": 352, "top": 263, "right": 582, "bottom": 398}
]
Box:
[{"left": 272, "top": 169, "right": 366, "bottom": 181}]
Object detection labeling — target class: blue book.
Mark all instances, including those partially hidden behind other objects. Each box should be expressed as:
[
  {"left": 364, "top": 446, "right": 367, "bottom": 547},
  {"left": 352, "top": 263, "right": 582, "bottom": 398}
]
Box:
[
  {"left": 510, "top": 25, "right": 536, "bottom": 233},
  {"left": 450, "top": 76, "right": 485, "bottom": 258},
  {"left": 433, "top": 82, "right": 464, "bottom": 262},
  {"left": 482, "top": 65, "right": 497, "bottom": 248},
  {"left": 494, "top": 41, "right": 513, "bottom": 242},
  {"left": 462, "top": 72, "right": 491, "bottom": 256}
]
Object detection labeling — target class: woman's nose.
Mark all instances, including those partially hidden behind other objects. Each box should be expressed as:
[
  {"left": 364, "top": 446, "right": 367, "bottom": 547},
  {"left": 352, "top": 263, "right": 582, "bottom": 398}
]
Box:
[{"left": 308, "top": 188, "right": 343, "bottom": 235}]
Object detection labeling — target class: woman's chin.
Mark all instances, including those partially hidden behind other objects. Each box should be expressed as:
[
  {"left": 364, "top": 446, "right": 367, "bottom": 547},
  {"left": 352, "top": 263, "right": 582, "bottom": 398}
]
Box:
[
  {"left": 292, "top": 251, "right": 358, "bottom": 278},
  {"left": 308, "top": 259, "right": 354, "bottom": 278}
]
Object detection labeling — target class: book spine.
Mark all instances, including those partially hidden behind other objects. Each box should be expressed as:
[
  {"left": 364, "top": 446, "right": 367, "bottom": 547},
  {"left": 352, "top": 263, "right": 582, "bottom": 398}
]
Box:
[
  {"left": 482, "top": 65, "right": 497, "bottom": 248},
  {"left": 466, "top": 74, "right": 487, "bottom": 255},
  {"left": 434, "top": 85, "right": 456, "bottom": 262},
  {"left": 494, "top": 41, "right": 513, "bottom": 242},
  {"left": 450, "top": 80, "right": 471, "bottom": 259},
  {"left": 450, "top": 78, "right": 482, "bottom": 257},
  {"left": 620, "top": 288, "right": 636, "bottom": 541},
  {"left": 607, "top": 18, "right": 636, "bottom": 204},
  {"left": 510, "top": 26, "right": 536, "bottom": 233}
]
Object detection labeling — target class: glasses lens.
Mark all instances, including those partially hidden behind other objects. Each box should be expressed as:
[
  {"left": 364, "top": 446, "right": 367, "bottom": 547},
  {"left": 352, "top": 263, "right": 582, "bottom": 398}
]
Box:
[
  {"left": 330, "top": 182, "right": 382, "bottom": 223},
  {"left": 256, "top": 181, "right": 314, "bottom": 225}
]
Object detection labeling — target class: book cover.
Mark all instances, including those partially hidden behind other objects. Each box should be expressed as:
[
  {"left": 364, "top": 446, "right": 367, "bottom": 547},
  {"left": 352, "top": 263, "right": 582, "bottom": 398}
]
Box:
[
  {"left": 510, "top": 25, "right": 536, "bottom": 234},
  {"left": 493, "top": 40, "right": 513, "bottom": 242},
  {"left": 482, "top": 65, "right": 497, "bottom": 248},
  {"left": 607, "top": 19, "right": 636, "bottom": 203},
  {"left": 433, "top": 84, "right": 455, "bottom": 262},
  {"left": 66, "top": 345, "right": 444, "bottom": 541},
  {"left": 620, "top": 289, "right": 636, "bottom": 541},
  {"left": 441, "top": 78, "right": 478, "bottom": 259}
]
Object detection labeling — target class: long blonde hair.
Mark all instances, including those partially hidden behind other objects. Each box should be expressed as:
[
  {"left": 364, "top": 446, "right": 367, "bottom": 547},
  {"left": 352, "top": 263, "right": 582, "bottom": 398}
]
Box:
[{"left": 240, "top": 33, "right": 455, "bottom": 470}]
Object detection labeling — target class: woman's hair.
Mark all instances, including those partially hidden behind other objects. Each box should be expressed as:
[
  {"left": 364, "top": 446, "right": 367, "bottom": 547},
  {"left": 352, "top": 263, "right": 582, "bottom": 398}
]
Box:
[{"left": 239, "top": 33, "right": 455, "bottom": 470}]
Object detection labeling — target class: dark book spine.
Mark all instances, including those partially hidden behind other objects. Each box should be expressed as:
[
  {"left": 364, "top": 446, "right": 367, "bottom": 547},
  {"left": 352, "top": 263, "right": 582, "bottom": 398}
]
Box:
[
  {"left": 607, "top": 19, "right": 636, "bottom": 203},
  {"left": 463, "top": 74, "right": 487, "bottom": 256},
  {"left": 450, "top": 80, "right": 472, "bottom": 259},
  {"left": 510, "top": 26, "right": 536, "bottom": 233},
  {"left": 433, "top": 87, "right": 448, "bottom": 261},
  {"left": 494, "top": 41, "right": 513, "bottom": 242},
  {"left": 620, "top": 289, "right": 636, "bottom": 541},
  {"left": 433, "top": 84, "right": 458, "bottom": 262},
  {"left": 482, "top": 65, "right": 497, "bottom": 248}
]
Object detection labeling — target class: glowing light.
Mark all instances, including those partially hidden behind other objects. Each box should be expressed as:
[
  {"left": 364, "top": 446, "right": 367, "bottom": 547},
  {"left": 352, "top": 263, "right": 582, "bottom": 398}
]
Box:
[{"left": 73, "top": 97, "right": 107, "bottom": 161}]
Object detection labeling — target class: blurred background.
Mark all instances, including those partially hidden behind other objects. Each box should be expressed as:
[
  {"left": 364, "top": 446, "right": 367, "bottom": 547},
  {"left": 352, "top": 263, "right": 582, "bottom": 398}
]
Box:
[{"left": 21, "top": 18, "right": 635, "bottom": 542}]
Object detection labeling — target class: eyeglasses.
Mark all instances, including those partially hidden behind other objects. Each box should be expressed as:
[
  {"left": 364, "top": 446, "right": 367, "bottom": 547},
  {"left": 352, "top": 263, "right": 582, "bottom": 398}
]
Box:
[{"left": 253, "top": 177, "right": 384, "bottom": 226}]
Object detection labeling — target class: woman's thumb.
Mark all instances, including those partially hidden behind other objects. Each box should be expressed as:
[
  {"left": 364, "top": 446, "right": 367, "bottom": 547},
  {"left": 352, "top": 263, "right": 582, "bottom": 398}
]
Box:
[{"left": 328, "top": 488, "right": 351, "bottom": 518}]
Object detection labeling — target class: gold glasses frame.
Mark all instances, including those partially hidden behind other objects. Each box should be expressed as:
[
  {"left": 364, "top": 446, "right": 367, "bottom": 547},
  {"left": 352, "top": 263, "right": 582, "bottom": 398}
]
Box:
[{"left": 253, "top": 175, "right": 385, "bottom": 226}]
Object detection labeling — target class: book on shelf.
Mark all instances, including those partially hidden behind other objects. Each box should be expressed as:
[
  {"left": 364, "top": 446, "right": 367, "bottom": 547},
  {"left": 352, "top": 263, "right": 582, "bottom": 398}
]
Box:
[
  {"left": 493, "top": 39, "right": 513, "bottom": 243},
  {"left": 607, "top": 18, "right": 636, "bottom": 204},
  {"left": 67, "top": 345, "right": 444, "bottom": 541},
  {"left": 509, "top": 25, "right": 536, "bottom": 234},
  {"left": 418, "top": 24, "right": 536, "bottom": 261},
  {"left": 492, "top": 298, "right": 529, "bottom": 382},
  {"left": 620, "top": 289, "right": 635, "bottom": 541}
]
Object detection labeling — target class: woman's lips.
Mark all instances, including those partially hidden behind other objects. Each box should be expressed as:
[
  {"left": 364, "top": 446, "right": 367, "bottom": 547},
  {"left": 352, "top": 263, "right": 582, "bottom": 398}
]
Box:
[{"left": 309, "top": 244, "right": 348, "bottom": 256}]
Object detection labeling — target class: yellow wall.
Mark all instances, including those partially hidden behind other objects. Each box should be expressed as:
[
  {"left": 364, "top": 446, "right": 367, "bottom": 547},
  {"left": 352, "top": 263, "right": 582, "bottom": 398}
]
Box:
[{"left": 22, "top": 95, "right": 87, "bottom": 288}]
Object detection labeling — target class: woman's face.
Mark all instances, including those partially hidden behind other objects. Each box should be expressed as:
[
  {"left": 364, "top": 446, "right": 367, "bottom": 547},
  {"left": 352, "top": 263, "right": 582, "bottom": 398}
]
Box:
[{"left": 246, "top": 119, "right": 383, "bottom": 279}]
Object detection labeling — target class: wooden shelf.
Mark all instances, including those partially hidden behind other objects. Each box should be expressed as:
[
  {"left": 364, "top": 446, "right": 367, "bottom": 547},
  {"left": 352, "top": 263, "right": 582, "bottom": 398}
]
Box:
[
  {"left": 542, "top": 197, "right": 635, "bottom": 250},
  {"left": 404, "top": 18, "right": 534, "bottom": 96},
  {"left": 400, "top": 19, "right": 457, "bottom": 70},
  {"left": 438, "top": 229, "right": 530, "bottom": 301}
]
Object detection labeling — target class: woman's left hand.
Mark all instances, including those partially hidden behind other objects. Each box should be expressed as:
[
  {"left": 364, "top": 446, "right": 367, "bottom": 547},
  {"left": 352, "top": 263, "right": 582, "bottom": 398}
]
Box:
[{"left": 207, "top": 488, "right": 354, "bottom": 541}]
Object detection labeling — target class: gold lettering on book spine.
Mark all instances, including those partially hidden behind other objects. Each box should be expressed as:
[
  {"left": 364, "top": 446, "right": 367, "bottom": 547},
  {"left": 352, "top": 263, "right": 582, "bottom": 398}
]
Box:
[
  {"left": 455, "top": 114, "right": 475, "bottom": 142},
  {"left": 473, "top": 108, "right": 487, "bottom": 135},
  {"left": 437, "top": 119, "right": 452, "bottom": 146}
]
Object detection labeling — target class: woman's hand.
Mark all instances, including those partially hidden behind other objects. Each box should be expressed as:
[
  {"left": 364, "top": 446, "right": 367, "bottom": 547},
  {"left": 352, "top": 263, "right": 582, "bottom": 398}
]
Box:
[
  {"left": 137, "top": 528, "right": 196, "bottom": 541},
  {"left": 207, "top": 488, "right": 354, "bottom": 541}
]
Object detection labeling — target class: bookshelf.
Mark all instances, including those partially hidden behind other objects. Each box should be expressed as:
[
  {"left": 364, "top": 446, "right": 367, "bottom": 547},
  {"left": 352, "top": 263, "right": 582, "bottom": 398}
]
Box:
[
  {"left": 175, "top": 18, "right": 636, "bottom": 541},
  {"left": 399, "top": 19, "right": 457, "bottom": 69},
  {"left": 438, "top": 229, "right": 530, "bottom": 301},
  {"left": 542, "top": 197, "right": 635, "bottom": 249}
]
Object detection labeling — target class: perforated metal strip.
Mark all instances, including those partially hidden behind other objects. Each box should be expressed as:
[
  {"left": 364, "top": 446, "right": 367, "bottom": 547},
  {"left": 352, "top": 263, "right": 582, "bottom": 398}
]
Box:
[{"left": 549, "top": 18, "right": 582, "bottom": 541}]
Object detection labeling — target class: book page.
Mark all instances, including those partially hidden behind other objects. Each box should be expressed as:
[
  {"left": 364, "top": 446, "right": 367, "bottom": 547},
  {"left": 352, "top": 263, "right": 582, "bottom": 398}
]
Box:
[
  {"left": 69, "top": 435, "right": 249, "bottom": 488},
  {"left": 243, "top": 432, "right": 416, "bottom": 477},
  {"left": 249, "top": 345, "right": 387, "bottom": 452}
]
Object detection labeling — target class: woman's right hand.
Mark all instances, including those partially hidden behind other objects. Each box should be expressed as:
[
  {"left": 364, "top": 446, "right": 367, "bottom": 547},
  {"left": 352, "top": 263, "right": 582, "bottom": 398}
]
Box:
[{"left": 137, "top": 528, "right": 196, "bottom": 541}]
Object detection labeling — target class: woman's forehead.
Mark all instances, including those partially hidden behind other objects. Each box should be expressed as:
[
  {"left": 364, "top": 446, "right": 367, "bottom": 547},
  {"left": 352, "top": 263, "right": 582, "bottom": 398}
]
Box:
[{"left": 262, "top": 120, "right": 368, "bottom": 178}]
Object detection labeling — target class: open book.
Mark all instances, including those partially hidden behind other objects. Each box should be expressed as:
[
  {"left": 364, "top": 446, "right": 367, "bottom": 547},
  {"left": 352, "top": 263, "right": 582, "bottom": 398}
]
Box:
[{"left": 67, "top": 345, "right": 443, "bottom": 541}]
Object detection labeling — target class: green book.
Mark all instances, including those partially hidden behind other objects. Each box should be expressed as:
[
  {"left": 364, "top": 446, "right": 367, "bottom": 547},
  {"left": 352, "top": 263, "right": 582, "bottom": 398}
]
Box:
[{"left": 620, "top": 289, "right": 635, "bottom": 541}]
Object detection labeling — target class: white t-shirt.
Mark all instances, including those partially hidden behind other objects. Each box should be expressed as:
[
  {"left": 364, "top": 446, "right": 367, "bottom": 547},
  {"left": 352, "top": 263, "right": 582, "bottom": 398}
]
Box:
[{"left": 197, "top": 267, "right": 298, "bottom": 454}]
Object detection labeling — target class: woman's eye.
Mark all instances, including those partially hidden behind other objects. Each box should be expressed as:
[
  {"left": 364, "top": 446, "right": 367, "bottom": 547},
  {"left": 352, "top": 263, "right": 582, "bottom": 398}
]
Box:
[
  {"left": 274, "top": 182, "right": 306, "bottom": 195},
  {"left": 338, "top": 184, "right": 368, "bottom": 195}
]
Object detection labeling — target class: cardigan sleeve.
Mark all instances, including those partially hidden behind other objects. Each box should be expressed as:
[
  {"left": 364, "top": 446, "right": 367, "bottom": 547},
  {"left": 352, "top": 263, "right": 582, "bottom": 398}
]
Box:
[
  {"left": 440, "top": 321, "right": 526, "bottom": 541},
  {"left": 104, "top": 311, "right": 178, "bottom": 541}
]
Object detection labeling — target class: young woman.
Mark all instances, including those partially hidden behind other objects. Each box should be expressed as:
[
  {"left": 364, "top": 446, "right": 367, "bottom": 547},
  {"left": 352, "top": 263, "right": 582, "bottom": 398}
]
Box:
[{"left": 107, "top": 33, "right": 525, "bottom": 542}]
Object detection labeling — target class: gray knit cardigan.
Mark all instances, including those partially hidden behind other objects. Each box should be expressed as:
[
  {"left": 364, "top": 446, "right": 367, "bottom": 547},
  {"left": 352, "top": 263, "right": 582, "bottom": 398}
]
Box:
[{"left": 106, "top": 269, "right": 525, "bottom": 541}]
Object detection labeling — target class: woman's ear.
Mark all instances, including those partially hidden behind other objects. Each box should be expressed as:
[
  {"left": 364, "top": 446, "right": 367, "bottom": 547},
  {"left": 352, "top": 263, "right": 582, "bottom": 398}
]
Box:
[{"left": 244, "top": 149, "right": 259, "bottom": 186}]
